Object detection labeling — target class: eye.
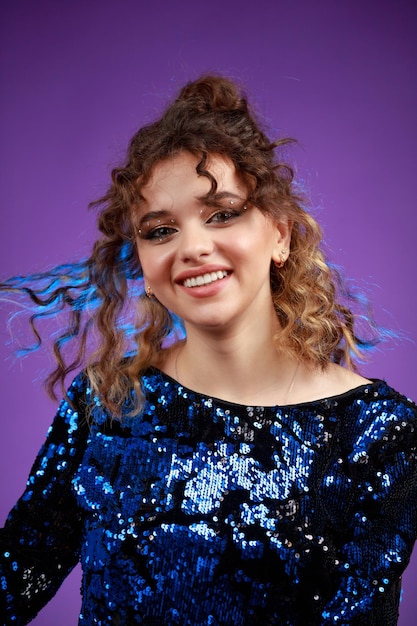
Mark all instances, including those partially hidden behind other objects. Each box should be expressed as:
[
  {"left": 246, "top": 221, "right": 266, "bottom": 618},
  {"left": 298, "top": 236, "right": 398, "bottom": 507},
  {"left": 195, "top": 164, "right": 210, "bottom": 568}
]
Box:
[
  {"left": 137, "top": 225, "right": 178, "bottom": 241},
  {"left": 208, "top": 207, "right": 246, "bottom": 225}
]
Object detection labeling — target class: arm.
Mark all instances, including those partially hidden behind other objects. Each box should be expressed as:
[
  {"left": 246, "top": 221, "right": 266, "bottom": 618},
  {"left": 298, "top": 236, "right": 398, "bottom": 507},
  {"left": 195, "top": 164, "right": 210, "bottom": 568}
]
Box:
[
  {"left": 0, "top": 373, "right": 90, "bottom": 625},
  {"left": 321, "top": 392, "right": 417, "bottom": 625}
]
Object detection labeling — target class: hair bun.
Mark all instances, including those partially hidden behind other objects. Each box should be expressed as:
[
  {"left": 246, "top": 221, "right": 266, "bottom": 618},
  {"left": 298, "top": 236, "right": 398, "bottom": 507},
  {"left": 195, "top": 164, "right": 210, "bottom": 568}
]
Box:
[{"left": 175, "top": 75, "right": 246, "bottom": 114}]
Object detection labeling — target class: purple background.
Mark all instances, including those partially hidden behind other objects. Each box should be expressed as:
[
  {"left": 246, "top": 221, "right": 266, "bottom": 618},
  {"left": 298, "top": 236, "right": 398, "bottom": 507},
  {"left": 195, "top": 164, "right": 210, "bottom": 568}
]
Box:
[{"left": 1, "top": 1, "right": 416, "bottom": 623}]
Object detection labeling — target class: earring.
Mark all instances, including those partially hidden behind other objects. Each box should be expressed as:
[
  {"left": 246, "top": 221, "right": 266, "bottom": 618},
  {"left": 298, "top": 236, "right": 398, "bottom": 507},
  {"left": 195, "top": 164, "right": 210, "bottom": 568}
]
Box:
[
  {"left": 145, "top": 285, "right": 153, "bottom": 298},
  {"left": 275, "top": 248, "right": 288, "bottom": 269}
]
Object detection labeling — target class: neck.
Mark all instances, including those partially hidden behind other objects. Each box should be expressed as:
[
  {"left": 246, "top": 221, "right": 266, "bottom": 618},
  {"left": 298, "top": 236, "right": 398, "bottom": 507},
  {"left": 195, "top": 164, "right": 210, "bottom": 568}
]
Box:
[{"left": 169, "top": 322, "right": 300, "bottom": 406}]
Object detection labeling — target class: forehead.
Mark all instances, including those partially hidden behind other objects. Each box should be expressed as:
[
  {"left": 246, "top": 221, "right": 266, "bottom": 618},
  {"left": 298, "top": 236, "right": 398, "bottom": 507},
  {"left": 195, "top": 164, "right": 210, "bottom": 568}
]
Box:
[{"left": 140, "top": 152, "right": 246, "bottom": 205}]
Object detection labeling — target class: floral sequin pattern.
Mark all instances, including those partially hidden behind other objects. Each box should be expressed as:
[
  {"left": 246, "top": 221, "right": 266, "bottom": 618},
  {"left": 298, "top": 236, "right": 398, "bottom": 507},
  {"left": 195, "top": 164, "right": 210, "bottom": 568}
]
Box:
[{"left": 165, "top": 407, "right": 318, "bottom": 540}]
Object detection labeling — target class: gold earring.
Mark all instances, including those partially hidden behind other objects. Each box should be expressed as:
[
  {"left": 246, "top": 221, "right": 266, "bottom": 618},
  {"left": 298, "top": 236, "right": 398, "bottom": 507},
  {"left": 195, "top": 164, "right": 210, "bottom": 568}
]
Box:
[
  {"left": 275, "top": 248, "right": 288, "bottom": 268},
  {"left": 145, "top": 285, "right": 153, "bottom": 298}
]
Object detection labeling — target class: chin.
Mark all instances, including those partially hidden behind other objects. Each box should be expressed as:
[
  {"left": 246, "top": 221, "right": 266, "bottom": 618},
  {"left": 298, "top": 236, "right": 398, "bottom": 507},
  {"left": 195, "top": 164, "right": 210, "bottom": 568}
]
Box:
[{"left": 185, "top": 313, "right": 242, "bottom": 334}]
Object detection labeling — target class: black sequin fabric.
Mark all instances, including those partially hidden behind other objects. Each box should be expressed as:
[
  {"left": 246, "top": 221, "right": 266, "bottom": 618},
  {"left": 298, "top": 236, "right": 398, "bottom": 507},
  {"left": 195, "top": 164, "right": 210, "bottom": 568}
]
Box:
[{"left": 1, "top": 369, "right": 417, "bottom": 625}]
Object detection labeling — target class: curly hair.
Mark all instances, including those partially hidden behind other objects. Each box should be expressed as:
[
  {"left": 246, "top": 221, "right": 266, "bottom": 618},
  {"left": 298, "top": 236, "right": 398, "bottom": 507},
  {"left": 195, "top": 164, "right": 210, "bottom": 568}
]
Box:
[{"left": 0, "top": 75, "right": 378, "bottom": 416}]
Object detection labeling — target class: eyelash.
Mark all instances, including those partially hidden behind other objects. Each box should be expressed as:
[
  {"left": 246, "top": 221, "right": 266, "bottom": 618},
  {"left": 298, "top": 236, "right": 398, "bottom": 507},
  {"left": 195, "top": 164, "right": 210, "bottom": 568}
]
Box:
[
  {"left": 141, "top": 225, "right": 178, "bottom": 241},
  {"left": 208, "top": 209, "right": 242, "bottom": 224},
  {"left": 138, "top": 206, "right": 246, "bottom": 242}
]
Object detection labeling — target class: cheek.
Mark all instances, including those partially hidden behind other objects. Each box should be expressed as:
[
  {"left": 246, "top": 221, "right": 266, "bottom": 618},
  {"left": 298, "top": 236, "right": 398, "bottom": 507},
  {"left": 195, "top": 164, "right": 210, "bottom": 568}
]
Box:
[
  {"left": 137, "top": 246, "right": 170, "bottom": 281},
  {"left": 135, "top": 244, "right": 152, "bottom": 278},
  {"left": 224, "top": 227, "right": 272, "bottom": 260}
]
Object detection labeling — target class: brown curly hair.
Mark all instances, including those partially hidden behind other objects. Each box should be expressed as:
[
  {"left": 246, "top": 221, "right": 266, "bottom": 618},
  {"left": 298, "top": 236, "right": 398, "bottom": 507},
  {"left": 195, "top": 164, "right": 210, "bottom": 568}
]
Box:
[{"left": 1, "top": 75, "right": 376, "bottom": 416}]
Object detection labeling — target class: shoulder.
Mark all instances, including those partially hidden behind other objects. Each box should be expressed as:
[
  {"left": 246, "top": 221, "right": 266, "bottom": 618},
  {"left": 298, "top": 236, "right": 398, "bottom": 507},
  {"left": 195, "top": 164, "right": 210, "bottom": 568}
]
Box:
[
  {"left": 63, "top": 370, "right": 93, "bottom": 411},
  {"left": 319, "top": 364, "right": 417, "bottom": 427},
  {"left": 320, "top": 363, "right": 371, "bottom": 398},
  {"left": 300, "top": 363, "right": 417, "bottom": 449},
  {"left": 331, "top": 376, "right": 417, "bottom": 466},
  {"left": 292, "top": 363, "right": 371, "bottom": 404},
  {"left": 49, "top": 370, "right": 100, "bottom": 435},
  {"left": 303, "top": 363, "right": 415, "bottom": 410}
]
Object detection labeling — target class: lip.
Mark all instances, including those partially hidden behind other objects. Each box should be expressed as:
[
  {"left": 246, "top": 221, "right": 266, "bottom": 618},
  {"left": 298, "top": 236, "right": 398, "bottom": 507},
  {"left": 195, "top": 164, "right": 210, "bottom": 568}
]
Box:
[
  {"left": 174, "top": 265, "right": 232, "bottom": 285},
  {"left": 175, "top": 265, "right": 232, "bottom": 298}
]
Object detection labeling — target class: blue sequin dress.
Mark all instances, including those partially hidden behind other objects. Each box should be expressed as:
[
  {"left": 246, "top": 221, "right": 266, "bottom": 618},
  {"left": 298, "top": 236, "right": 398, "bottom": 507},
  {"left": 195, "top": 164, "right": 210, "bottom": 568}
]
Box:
[{"left": 1, "top": 369, "right": 416, "bottom": 625}]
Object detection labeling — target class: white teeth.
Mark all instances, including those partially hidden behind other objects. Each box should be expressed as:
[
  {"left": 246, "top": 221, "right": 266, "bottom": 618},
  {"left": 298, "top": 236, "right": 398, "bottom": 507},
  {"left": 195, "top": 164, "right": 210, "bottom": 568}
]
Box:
[{"left": 183, "top": 270, "right": 228, "bottom": 288}]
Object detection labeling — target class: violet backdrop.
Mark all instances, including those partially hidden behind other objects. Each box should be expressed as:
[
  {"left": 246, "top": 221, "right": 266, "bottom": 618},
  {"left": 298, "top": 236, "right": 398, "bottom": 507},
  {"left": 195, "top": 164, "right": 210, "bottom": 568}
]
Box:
[{"left": 1, "top": 1, "right": 416, "bottom": 624}]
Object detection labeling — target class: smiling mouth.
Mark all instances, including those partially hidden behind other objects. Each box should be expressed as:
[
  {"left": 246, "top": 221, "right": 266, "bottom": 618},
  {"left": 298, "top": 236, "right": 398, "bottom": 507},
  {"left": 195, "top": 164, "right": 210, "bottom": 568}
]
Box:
[{"left": 182, "top": 270, "right": 229, "bottom": 288}]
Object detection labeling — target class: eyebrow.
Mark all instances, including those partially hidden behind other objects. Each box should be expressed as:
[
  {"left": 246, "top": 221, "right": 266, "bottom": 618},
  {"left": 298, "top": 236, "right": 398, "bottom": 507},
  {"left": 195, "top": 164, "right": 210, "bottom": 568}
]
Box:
[
  {"left": 206, "top": 191, "right": 243, "bottom": 201},
  {"left": 137, "top": 209, "right": 172, "bottom": 227},
  {"left": 136, "top": 191, "right": 245, "bottom": 226}
]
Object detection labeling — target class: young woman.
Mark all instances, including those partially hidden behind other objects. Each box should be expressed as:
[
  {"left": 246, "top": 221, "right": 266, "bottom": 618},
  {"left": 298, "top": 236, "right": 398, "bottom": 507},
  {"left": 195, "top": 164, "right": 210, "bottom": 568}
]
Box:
[{"left": 1, "top": 75, "right": 416, "bottom": 625}]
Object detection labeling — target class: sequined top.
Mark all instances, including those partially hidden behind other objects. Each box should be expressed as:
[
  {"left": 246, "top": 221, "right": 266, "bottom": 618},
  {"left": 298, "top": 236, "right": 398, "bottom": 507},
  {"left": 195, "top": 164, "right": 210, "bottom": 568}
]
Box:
[{"left": 1, "top": 369, "right": 417, "bottom": 625}]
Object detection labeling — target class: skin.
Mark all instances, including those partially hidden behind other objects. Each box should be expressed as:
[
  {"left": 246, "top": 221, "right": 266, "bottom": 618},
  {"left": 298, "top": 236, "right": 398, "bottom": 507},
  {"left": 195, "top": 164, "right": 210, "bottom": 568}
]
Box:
[{"left": 134, "top": 151, "right": 370, "bottom": 406}]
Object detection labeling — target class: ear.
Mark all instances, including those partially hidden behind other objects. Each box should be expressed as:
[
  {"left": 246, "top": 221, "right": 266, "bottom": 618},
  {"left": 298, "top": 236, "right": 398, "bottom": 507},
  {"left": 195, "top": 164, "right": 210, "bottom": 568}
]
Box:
[{"left": 271, "top": 219, "right": 293, "bottom": 265}]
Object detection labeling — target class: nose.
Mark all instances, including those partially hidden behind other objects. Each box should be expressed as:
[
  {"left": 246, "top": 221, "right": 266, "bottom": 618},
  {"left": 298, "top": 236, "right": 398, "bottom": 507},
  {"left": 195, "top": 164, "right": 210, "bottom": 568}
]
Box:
[{"left": 178, "top": 222, "right": 215, "bottom": 262}]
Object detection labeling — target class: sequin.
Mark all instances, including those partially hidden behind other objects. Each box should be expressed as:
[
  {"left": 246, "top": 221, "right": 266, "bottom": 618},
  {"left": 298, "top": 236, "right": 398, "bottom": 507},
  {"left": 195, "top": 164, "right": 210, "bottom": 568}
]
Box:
[{"left": 0, "top": 371, "right": 416, "bottom": 625}]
